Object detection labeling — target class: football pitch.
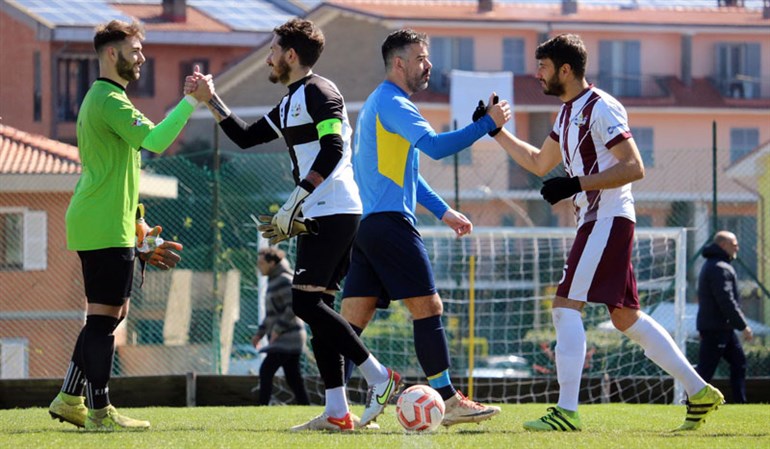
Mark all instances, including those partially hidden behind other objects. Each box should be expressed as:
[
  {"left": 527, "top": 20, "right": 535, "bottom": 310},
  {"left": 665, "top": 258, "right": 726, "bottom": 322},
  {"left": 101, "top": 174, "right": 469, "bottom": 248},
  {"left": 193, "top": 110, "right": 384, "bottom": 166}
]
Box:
[{"left": 1, "top": 403, "right": 768, "bottom": 449}]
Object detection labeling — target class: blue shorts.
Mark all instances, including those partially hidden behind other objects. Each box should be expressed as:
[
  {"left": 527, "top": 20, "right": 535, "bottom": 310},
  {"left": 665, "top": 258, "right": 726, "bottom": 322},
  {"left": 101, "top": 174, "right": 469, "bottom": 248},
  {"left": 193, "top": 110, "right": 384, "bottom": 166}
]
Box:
[{"left": 342, "top": 212, "right": 436, "bottom": 307}]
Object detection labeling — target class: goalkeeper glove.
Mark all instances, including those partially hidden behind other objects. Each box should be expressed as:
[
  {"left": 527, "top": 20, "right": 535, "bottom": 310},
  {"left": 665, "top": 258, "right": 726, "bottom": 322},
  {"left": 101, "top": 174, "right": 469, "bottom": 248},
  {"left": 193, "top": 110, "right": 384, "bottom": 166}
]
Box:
[
  {"left": 139, "top": 239, "right": 184, "bottom": 270},
  {"left": 540, "top": 176, "right": 582, "bottom": 205},
  {"left": 273, "top": 184, "right": 311, "bottom": 235},
  {"left": 257, "top": 215, "right": 319, "bottom": 245},
  {"left": 471, "top": 95, "right": 501, "bottom": 137}
]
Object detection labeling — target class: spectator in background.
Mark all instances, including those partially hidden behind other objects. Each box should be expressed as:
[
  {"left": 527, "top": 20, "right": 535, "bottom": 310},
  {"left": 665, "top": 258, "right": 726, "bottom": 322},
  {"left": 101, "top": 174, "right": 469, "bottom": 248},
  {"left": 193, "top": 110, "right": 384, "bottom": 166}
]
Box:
[
  {"left": 253, "top": 247, "right": 310, "bottom": 406},
  {"left": 697, "top": 230, "right": 753, "bottom": 404}
]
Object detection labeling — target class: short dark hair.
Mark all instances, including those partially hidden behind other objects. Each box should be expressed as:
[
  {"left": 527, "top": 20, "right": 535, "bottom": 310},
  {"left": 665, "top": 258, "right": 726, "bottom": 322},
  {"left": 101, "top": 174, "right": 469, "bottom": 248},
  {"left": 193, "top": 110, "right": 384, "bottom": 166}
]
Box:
[
  {"left": 535, "top": 33, "right": 587, "bottom": 79},
  {"left": 93, "top": 19, "right": 145, "bottom": 53},
  {"left": 258, "top": 247, "right": 285, "bottom": 264},
  {"left": 273, "top": 18, "right": 324, "bottom": 67},
  {"left": 381, "top": 29, "right": 428, "bottom": 69}
]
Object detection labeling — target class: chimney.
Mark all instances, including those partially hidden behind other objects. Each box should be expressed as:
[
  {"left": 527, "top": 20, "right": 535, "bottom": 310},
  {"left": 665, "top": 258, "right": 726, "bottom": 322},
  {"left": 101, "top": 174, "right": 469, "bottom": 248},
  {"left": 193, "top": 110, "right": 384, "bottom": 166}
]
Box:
[
  {"left": 764, "top": 0, "right": 770, "bottom": 19},
  {"left": 163, "top": 0, "right": 187, "bottom": 23},
  {"left": 562, "top": 0, "right": 578, "bottom": 15},
  {"left": 478, "top": 0, "right": 493, "bottom": 13}
]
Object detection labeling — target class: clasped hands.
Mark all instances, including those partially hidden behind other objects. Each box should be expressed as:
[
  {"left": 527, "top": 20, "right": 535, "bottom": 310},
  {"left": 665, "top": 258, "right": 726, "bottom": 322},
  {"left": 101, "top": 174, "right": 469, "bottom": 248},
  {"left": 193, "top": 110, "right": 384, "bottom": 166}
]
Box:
[
  {"left": 471, "top": 93, "right": 511, "bottom": 137},
  {"left": 184, "top": 64, "right": 215, "bottom": 102}
]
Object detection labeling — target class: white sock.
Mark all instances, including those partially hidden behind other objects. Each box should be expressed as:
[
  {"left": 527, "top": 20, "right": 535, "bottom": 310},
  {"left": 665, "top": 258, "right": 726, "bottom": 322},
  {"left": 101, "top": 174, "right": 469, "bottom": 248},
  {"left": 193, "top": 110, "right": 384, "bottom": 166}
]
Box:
[
  {"left": 358, "top": 354, "right": 389, "bottom": 385},
  {"left": 622, "top": 312, "right": 706, "bottom": 396},
  {"left": 553, "top": 308, "right": 586, "bottom": 412},
  {"left": 324, "top": 386, "right": 349, "bottom": 418}
]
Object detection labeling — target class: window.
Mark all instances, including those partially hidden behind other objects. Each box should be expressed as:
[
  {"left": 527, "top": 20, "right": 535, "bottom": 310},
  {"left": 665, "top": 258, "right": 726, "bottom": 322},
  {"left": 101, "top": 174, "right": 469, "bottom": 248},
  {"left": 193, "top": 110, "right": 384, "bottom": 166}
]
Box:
[
  {"left": 598, "top": 40, "right": 641, "bottom": 97},
  {"left": 630, "top": 127, "right": 654, "bottom": 168},
  {"left": 730, "top": 128, "right": 759, "bottom": 163},
  {"left": 0, "top": 338, "right": 29, "bottom": 379},
  {"left": 715, "top": 43, "right": 760, "bottom": 99},
  {"left": 636, "top": 215, "right": 653, "bottom": 228},
  {"left": 127, "top": 58, "right": 155, "bottom": 98},
  {"left": 57, "top": 56, "right": 98, "bottom": 122},
  {"left": 33, "top": 52, "right": 42, "bottom": 122},
  {"left": 440, "top": 124, "right": 472, "bottom": 165},
  {"left": 428, "top": 37, "right": 473, "bottom": 93},
  {"left": 0, "top": 209, "right": 47, "bottom": 271},
  {"left": 502, "top": 38, "right": 525, "bottom": 74}
]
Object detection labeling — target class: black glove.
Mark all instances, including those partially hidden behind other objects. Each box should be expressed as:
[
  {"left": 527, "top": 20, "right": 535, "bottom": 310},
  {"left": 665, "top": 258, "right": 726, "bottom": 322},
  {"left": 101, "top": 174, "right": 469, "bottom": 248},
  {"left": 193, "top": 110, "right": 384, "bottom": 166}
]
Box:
[
  {"left": 471, "top": 96, "right": 501, "bottom": 137},
  {"left": 540, "top": 176, "right": 582, "bottom": 205}
]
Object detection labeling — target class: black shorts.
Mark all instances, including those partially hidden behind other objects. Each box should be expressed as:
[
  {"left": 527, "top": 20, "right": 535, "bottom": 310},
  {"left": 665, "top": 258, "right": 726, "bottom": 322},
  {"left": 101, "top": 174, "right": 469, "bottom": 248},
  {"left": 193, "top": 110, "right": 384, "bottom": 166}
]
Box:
[
  {"left": 78, "top": 247, "right": 135, "bottom": 306},
  {"left": 293, "top": 214, "right": 360, "bottom": 291},
  {"left": 342, "top": 212, "right": 436, "bottom": 308}
]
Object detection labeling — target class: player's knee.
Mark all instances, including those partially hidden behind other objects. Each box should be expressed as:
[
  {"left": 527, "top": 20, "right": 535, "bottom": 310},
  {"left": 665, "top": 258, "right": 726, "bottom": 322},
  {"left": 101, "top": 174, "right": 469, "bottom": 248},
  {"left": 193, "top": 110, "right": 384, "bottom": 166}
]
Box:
[
  {"left": 291, "top": 289, "right": 322, "bottom": 322},
  {"left": 405, "top": 294, "right": 443, "bottom": 319}
]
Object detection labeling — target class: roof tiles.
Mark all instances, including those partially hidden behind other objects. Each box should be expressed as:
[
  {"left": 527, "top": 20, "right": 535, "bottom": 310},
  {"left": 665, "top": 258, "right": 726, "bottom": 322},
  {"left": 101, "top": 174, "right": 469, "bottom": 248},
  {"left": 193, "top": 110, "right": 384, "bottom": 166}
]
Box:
[{"left": 0, "top": 125, "right": 81, "bottom": 175}]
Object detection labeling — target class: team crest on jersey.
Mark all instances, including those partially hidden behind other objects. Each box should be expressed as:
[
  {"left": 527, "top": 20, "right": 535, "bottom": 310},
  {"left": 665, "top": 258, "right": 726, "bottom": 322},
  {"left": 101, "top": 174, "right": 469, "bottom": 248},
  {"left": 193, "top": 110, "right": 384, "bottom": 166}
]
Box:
[
  {"left": 132, "top": 118, "right": 143, "bottom": 127},
  {"left": 291, "top": 102, "right": 302, "bottom": 118},
  {"left": 571, "top": 113, "right": 587, "bottom": 128}
]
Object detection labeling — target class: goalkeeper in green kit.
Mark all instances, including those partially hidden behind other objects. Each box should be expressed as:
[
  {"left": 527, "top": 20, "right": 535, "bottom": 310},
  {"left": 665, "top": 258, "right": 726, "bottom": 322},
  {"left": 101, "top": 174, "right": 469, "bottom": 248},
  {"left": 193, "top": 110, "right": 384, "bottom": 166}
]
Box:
[{"left": 48, "top": 19, "right": 212, "bottom": 431}]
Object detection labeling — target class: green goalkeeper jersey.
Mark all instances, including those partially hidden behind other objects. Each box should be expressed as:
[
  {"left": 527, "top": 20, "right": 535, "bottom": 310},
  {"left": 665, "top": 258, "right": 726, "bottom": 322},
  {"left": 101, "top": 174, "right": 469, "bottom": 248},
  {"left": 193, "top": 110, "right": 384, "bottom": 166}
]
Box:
[{"left": 66, "top": 78, "right": 153, "bottom": 251}]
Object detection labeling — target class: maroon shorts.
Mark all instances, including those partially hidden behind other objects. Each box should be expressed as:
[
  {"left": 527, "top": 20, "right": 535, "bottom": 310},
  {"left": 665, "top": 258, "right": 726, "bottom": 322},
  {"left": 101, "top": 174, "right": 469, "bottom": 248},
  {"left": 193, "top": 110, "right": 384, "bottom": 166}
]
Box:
[{"left": 555, "top": 216, "right": 639, "bottom": 310}]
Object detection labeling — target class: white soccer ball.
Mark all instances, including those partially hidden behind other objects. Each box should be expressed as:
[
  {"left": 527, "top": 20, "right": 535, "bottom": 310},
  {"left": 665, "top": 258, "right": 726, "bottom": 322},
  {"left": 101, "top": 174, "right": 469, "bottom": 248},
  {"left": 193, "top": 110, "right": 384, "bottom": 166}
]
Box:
[{"left": 395, "top": 384, "right": 446, "bottom": 432}]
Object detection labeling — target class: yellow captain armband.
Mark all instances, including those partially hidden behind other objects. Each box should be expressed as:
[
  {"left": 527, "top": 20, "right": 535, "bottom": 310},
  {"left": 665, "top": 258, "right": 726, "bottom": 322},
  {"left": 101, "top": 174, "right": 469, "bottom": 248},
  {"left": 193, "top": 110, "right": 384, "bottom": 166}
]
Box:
[{"left": 316, "top": 118, "right": 342, "bottom": 138}]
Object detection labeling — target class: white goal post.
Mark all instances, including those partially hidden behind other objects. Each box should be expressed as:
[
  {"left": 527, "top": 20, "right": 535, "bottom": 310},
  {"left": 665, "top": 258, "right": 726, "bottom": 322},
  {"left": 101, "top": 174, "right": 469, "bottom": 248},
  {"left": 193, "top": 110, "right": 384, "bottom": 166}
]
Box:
[{"left": 348, "top": 226, "right": 688, "bottom": 405}]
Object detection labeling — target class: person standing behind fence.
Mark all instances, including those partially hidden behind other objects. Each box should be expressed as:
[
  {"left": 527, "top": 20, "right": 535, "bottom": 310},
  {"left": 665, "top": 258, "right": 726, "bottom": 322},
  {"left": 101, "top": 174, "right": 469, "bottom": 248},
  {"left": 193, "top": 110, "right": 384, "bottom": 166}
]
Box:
[
  {"left": 253, "top": 247, "right": 310, "bottom": 406},
  {"left": 47, "top": 19, "right": 209, "bottom": 431},
  {"left": 696, "top": 231, "right": 753, "bottom": 404},
  {"left": 485, "top": 33, "right": 723, "bottom": 431},
  {"left": 186, "top": 18, "right": 400, "bottom": 431}
]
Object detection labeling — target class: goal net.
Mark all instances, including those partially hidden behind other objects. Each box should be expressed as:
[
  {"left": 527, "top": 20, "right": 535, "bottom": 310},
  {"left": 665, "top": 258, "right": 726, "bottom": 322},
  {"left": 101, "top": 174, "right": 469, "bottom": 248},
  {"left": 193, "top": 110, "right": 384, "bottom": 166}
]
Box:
[{"left": 268, "top": 226, "right": 688, "bottom": 405}]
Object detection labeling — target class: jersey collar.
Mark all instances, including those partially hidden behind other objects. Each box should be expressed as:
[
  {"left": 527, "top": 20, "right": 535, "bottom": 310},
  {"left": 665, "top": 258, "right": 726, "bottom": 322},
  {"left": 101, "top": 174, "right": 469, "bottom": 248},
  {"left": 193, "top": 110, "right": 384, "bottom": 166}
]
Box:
[{"left": 96, "top": 77, "right": 126, "bottom": 92}]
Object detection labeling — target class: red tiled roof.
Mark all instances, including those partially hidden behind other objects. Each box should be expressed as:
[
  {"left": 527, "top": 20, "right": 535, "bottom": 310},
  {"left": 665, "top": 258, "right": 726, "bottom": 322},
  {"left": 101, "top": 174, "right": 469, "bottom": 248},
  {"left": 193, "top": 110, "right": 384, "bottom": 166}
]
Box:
[
  {"left": 0, "top": 124, "right": 80, "bottom": 175},
  {"left": 325, "top": 0, "right": 768, "bottom": 26},
  {"left": 112, "top": 5, "right": 231, "bottom": 32}
]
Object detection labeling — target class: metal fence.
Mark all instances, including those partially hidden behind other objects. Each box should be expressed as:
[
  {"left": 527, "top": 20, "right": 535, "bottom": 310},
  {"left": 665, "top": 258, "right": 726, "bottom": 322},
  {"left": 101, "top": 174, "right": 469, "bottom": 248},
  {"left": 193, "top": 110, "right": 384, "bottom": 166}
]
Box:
[{"left": 1, "top": 142, "right": 768, "bottom": 401}]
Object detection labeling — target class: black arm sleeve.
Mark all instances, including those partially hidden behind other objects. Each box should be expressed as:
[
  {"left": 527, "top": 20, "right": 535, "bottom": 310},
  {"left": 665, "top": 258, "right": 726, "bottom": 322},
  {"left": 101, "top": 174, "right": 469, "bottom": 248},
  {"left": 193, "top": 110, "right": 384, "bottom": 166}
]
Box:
[
  {"left": 218, "top": 112, "right": 279, "bottom": 149},
  {"left": 310, "top": 134, "right": 343, "bottom": 179}
]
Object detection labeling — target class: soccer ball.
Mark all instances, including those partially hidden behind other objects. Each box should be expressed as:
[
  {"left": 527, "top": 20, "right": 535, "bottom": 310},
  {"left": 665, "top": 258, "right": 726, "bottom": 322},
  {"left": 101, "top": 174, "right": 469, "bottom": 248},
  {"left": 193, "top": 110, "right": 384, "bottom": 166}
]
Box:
[{"left": 395, "top": 384, "right": 445, "bottom": 432}]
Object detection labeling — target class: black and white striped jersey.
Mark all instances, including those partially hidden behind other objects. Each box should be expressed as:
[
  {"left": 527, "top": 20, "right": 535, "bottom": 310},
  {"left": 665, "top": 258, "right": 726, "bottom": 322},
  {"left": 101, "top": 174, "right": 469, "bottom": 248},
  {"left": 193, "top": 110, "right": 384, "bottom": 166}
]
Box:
[{"left": 220, "top": 73, "right": 361, "bottom": 218}]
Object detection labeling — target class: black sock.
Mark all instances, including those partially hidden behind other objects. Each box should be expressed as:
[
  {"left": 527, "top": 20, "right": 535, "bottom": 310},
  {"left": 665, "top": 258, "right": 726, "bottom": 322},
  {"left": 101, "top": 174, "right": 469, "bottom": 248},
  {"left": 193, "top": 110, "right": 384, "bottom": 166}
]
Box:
[
  {"left": 82, "top": 315, "right": 118, "bottom": 410},
  {"left": 344, "top": 324, "right": 364, "bottom": 384},
  {"left": 61, "top": 328, "right": 87, "bottom": 396}
]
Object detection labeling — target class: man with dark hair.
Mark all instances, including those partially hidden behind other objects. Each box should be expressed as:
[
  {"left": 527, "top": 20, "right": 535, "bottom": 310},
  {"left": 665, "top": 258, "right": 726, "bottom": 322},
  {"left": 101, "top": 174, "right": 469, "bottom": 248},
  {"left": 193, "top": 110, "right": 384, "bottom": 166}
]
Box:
[
  {"left": 253, "top": 247, "right": 310, "bottom": 406},
  {"left": 486, "top": 33, "right": 722, "bottom": 431},
  {"left": 48, "top": 19, "right": 210, "bottom": 431},
  {"left": 339, "top": 28, "right": 510, "bottom": 427},
  {"left": 697, "top": 230, "right": 753, "bottom": 404},
  {"left": 186, "top": 18, "right": 398, "bottom": 431}
]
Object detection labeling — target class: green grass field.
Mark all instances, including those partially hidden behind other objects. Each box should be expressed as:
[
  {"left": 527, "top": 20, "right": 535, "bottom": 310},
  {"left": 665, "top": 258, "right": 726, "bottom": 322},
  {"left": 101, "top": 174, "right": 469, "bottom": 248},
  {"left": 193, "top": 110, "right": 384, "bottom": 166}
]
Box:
[{"left": 1, "top": 403, "right": 769, "bottom": 449}]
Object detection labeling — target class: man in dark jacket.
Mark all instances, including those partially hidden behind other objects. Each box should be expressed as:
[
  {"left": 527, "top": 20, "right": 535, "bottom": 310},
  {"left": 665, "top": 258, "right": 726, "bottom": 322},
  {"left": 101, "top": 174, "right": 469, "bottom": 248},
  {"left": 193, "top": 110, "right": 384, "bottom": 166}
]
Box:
[
  {"left": 696, "top": 230, "right": 753, "bottom": 403},
  {"left": 253, "top": 247, "right": 310, "bottom": 406}
]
